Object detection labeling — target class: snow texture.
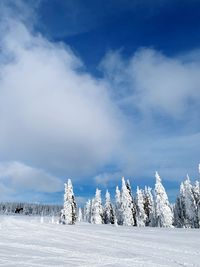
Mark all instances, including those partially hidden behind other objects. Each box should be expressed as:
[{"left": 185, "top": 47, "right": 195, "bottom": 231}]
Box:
[{"left": 0, "top": 216, "right": 199, "bottom": 267}]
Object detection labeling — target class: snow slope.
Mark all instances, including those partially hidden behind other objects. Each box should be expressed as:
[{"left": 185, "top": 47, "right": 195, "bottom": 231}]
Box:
[{"left": 0, "top": 216, "right": 199, "bottom": 267}]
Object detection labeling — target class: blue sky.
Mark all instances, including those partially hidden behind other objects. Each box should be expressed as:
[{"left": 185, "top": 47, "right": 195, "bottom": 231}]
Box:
[{"left": 0, "top": 0, "right": 200, "bottom": 205}]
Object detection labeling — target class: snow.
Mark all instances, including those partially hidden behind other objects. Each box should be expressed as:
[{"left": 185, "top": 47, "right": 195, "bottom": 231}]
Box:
[{"left": 0, "top": 216, "right": 200, "bottom": 267}]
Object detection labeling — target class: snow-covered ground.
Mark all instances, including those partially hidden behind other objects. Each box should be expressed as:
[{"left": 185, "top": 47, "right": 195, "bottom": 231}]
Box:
[{"left": 0, "top": 216, "right": 199, "bottom": 267}]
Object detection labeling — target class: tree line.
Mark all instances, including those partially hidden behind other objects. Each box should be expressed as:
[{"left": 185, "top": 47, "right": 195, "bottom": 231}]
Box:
[
  {"left": 60, "top": 169, "right": 200, "bottom": 228},
  {"left": 0, "top": 202, "right": 62, "bottom": 216}
]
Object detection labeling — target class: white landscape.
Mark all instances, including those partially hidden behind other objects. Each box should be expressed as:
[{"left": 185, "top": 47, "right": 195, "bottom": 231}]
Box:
[
  {"left": 0, "top": 216, "right": 199, "bottom": 267},
  {"left": 0, "top": 2, "right": 200, "bottom": 267}
]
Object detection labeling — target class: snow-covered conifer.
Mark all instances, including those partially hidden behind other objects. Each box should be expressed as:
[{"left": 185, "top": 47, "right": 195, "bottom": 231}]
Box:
[
  {"left": 103, "top": 190, "right": 115, "bottom": 224},
  {"left": 121, "top": 177, "right": 135, "bottom": 226},
  {"left": 126, "top": 179, "right": 137, "bottom": 225},
  {"left": 174, "top": 187, "right": 184, "bottom": 228},
  {"left": 143, "top": 186, "right": 155, "bottom": 226},
  {"left": 91, "top": 189, "right": 103, "bottom": 224},
  {"left": 115, "top": 186, "right": 123, "bottom": 225},
  {"left": 193, "top": 180, "right": 200, "bottom": 227},
  {"left": 60, "top": 179, "right": 77, "bottom": 225},
  {"left": 84, "top": 199, "right": 92, "bottom": 223},
  {"left": 78, "top": 207, "right": 83, "bottom": 222},
  {"left": 180, "top": 175, "right": 198, "bottom": 228},
  {"left": 136, "top": 187, "right": 147, "bottom": 227},
  {"left": 40, "top": 213, "right": 44, "bottom": 224},
  {"left": 154, "top": 172, "right": 173, "bottom": 227}
]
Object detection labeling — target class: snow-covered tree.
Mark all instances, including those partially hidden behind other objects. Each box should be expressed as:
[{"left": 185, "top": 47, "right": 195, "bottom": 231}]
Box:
[
  {"left": 115, "top": 186, "right": 123, "bottom": 225},
  {"left": 193, "top": 180, "right": 200, "bottom": 227},
  {"left": 78, "top": 207, "right": 83, "bottom": 222},
  {"left": 121, "top": 177, "right": 136, "bottom": 226},
  {"left": 0, "top": 202, "right": 62, "bottom": 216},
  {"left": 143, "top": 186, "right": 155, "bottom": 226},
  {"left": 91, "top": 189, "right": 103, "bottom": 224},
  {"left": 154, "top": 172, "right": 173, "bottom": 227},
  {"left": 173, "top": 185, "right": 184, "bottom": 228},
  {"left": 179, "top": 175, "right": 198, "bottom": 228},
  {"left": 84, "top": 199, "right": 92, "bottom": 223},
  {"left": 136, "top": 187, "right": 147, "bottom": 227},
  {"left": 51, "top": 215, "right": 55, "bottom": 224},
  {"left": 40, "top": 212, "right": 44, "bottom": 223},
  {"left": 193, "top": 163, "right": 200, "bottom": 227},
  {"left": 60, "top": 179, "right": 77, "bottom": 225},
  {"left": 103, "top": 190, "right": 115, "bottom": 224},
  {"left": 126, "top": 179, "right": 137, "bottom": 225}
]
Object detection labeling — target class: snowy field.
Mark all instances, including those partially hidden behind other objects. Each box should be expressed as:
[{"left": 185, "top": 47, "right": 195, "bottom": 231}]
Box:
[{"left": 0, "top": 216, "right": 199, "bottom": 267}]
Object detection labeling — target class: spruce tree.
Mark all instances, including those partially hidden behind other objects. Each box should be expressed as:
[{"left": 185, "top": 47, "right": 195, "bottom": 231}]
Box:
[
  {"left": 193, "top": 180, "right": 200, "bottom": 227},
  {"left": 84, "top": 199, "right": 92, "bottom": 223},
  {"left": 60, "top": 179, "right": 77, "bottom": 225},
  {"left": 174, "top": 187, "right": 184, "bottom": 228},
  {"left": 154, "top": 171, "right": 173, "bottom": 227},
  {"left": 126, "top": 179, "right": 137, "bottom": 225},
  {"left": 91, "top": 189, "right": 103, "bottom": 224},
  {"left": 115, "top": 186, "right": 123, "bottom": 225},
  {"left": 78, "top": 207, "right": 83, "bottom": 222},
  {"left": 143, "top": 186, "right": 155, "bottom": 226},
  {"left": 103, "top": 190, "right": 115, "bottom": 224},
  {"left": 136, "top": 187, "right": 147, "bottom": 227},
  {"left": 121, "top": 177, "right": 135, "bottom": 226},
  {"left": 180, "top": 175, "right": 198, "bottom": 228}
]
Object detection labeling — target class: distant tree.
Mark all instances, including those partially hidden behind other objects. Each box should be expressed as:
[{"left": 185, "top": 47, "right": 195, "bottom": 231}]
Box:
[
  {"left": 143, "top": 186, "right": 155, "bottom": 226},
  {"left": 103, "top": 190, "right": 115, "bottom": 224},
  {"left": 0, "top": 202, "right": 62, "bottom": 216},
  {"left": 60, "top": 179, "right": 77, "bottom": 225},
  {"left": 115, "top": 186, "right": 123, "bottom": 225},
  {"left": 154, "top": 172, "right": 173, "bottom": 227},
  {"left": 78, "top": 207, "right": 83, "bottom": 222},
  {"left": 84, "top": 199, "right": 92, "bottom": 223},
  {"left": 173, "top": 186, "right": 184, "bottom": 228},
  {"left": 193, "top": 180, "right": 200, "bottom": 227},
  {"left": 91, "top": 189, "right": 103, "bottom": 224},
  {"left": 179, "top": 175, "right": 198, "bottom": 228},
  {"left": 126, "top": 179, "right": 137, "bottom": 226},
  {"left": 136, "top": 187, "right": 147, "bottom": 227},
  {"left": 40, "top": 212, "right": 44, "bottom": 224},
  {"left": 121, "top": 177, "right": 135, "bottom": 226}
]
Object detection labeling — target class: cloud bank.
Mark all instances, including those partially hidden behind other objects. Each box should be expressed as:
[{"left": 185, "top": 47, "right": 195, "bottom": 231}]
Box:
[
  {"left": 100, "top": 48, "right": 200, "bottom": 182},
  {"left": 0, "top": 20, "right": 125, "bottom": 179},
  {"left": 0, "top": 2, "right": 200, "bottom": 202}
]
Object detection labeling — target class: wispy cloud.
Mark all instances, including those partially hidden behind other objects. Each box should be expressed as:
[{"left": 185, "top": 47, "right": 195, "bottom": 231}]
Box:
[
  {"left": 0, "top": 161, "right": 63, "bottom": 201},
  {"left": 101, "top": 48, "right": 200, "bottom": 118}
]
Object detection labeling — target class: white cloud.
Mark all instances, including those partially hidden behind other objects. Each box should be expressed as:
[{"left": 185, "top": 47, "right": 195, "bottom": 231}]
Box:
[
  {"left": 130, "top": 49, "right": 200, "bottom": 117},
  {"left": 0, "top": 4, "right": 200, "bottom": 203},
  {"left": 101, "top": 48, "right": 200, "bottom": 118},
  {"left": 0, "top": 20, "right": 125, "bottom": 178},
  {"left": 0, "top": 161, "right": 62, "bottom": 195},
  {"left": 94, "top": 172, "right": 122, "bottom": 187},
  {"left": 99, "top": 49, "right": 200, "bottom": 183}
]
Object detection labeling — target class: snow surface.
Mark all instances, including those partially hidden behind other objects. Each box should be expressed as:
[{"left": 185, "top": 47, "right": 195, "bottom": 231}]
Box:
[{"left": 0, "top": 216, "right": 199, "bottom": 267}]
